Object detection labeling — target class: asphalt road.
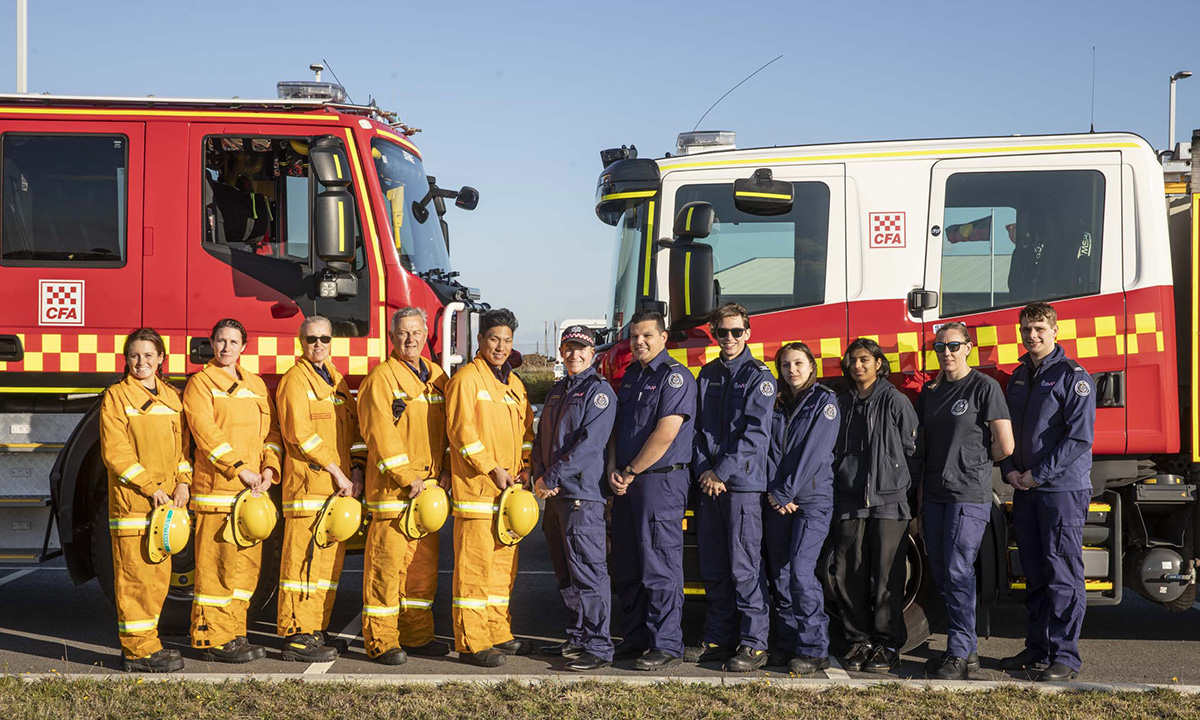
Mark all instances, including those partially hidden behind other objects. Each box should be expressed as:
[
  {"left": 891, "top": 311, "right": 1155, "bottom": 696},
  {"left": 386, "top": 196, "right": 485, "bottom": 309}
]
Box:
[{"left": 2, "top": 521, "right": 1199, "bottom": 684}]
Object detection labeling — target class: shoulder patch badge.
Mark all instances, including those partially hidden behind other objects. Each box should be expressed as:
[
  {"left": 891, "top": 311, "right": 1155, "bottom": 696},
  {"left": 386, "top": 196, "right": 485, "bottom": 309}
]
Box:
[
  {"left": 823, "top": 403, "right": 837, "bottom": 420},
  {"left": 594, "top": 393, "right": 610, "bottom": 409},
  {"left": 668, "top": 372, "right": 684, "bottom": 388},
  {"left": 951, "top": 399, "right": 969, "bottom": 416},
  {"left": 1074, "top": 380, "right": 1091, "bottom": 397},
  {"left": 759, "top": 380, "right": 775, "bottom": 397}
]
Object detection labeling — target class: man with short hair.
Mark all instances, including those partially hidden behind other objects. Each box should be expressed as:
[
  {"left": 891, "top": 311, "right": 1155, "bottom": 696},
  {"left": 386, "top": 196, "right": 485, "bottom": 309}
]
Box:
[
  {"left": 275, "top": 315, "right": 366, "bottom": 661},
  {"left": 533, "top": 325, "right": 617, "bottom": 672},
  {"left": 358, "top": 307, "right": 452, "bottom": 665},
  {"left": 999, "top": 302, "right": 1096, "bottom": 682},
  {"left": 608, "top": 309, "right": 697, "bottom": 671},
  {"left": 687, "top": 302, "right": 775, "bottom": 672},
  {"left": 445, "top": 308, "right": 535, "bottom": 667}
]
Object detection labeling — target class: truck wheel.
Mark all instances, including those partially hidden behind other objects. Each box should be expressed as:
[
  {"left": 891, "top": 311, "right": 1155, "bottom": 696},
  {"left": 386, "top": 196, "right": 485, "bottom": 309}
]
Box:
[{"left": 820, "top": 528, "right": 941, "bottom": 654}]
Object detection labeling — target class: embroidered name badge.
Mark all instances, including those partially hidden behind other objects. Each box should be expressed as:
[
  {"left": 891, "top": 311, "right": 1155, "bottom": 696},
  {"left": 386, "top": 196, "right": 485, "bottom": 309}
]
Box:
[{"left": 311, "top": 412, "right": 332, "bottom": 420}]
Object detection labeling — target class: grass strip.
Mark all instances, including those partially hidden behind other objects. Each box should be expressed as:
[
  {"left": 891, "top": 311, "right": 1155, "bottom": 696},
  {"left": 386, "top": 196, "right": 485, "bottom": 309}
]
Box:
[{"left": 3, "top": 677, "right": 1200, "bottom": 720}]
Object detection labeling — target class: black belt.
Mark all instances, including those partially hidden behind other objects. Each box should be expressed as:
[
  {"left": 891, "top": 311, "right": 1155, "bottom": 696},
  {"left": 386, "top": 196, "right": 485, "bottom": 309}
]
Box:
[{"left": 639, "top": 463, "right": 689, "bottom": 475}]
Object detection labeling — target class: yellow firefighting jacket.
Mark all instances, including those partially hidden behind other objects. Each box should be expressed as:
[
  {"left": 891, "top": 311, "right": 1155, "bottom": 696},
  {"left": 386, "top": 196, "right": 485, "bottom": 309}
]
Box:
[
  {"left": 445, "top": 353, "right": 533, "bottom": 519},
  {"left": 182, "top": 361, "right": 283, "bottom": 514},
  {"left": 359, "top": 354, "right": 450, "bottom": 519},
  {"left": 99, "top": 374, "right": 192, "bottom": 537},
  {"left": 276, "top": 358, "right": 367, "bottom": 517}
]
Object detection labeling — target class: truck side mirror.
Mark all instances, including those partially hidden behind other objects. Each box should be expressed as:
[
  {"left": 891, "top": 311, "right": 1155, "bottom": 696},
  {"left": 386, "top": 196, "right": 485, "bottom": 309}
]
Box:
[
  {"left": 668, "top": 240, "right": 714, "bottom": 327},
  {"left": 309, "top": 137, "right": 357, "bottom": 264},
  {"left": 455, "top": 186, "right": 479, "bottom": 211},
  {"left": 595, "top": 157, "right": 660, "bottom": 226},
  {"left": 733, "top": 168, "right": 793, "bottom": 216}
]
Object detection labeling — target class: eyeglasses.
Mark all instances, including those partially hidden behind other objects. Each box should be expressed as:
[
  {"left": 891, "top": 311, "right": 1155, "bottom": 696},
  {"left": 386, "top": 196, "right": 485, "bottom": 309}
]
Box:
[
  {"left": 304, "top": 335, "right": 332, "bottom": 345},
  {"left": 715, "top": 327, "right": 747, "bottom": 339},
  {"left": 933, "top": 341, "right": 966, "bottom": 353}
]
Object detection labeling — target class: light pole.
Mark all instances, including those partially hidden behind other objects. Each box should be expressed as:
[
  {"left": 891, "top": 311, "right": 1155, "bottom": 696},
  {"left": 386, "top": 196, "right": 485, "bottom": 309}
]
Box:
[{"left": 1169, "top": 70, "right": 1192, "bottom": 152}]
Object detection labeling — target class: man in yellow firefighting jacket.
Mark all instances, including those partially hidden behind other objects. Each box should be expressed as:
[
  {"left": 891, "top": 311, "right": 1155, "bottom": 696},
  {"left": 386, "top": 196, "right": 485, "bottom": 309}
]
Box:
[
  {"left": 100, "top": 327, "right": 191, "bottom": 673},
  {"left": 275, "top": 315, "right": 367, "bottom": 662},
  {"left": 359, "top": 307, "right": 452, "bottom": 664},
  {"left": 445, "top": 308, "right": 535, "bottom": 667},
  {"left": 183, "top": 318, "right": 283, "bottom": 662}
]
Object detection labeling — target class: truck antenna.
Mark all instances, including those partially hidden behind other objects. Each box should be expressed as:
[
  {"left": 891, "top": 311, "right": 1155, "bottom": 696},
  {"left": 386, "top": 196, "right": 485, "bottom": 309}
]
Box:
[
  {"left": 1090, "top": 45, "right": 1096, "bottom": 133},
  {"left": 691, "top": 54, "right": 783, "bottom": 132},
  {"left": 321, "top": 58, "right": 355, "bottom": 105}
]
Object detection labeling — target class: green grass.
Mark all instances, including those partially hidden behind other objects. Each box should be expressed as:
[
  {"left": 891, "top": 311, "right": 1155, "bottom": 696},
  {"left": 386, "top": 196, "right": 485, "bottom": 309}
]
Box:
[{"left": 3, "top": 678, "right": 1198, "bottom": 720}]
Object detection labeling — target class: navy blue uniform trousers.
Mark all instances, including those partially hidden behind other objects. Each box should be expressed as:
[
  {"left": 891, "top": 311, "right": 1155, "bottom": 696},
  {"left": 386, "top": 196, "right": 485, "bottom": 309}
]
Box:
[
  {"left": 1012, "top": 488, "right": 1091, "bottom": 671},
  {"left": 922, "top": 501, "right": 990, "bottom": 659},
  {"left": 610, "top": 468, "right": 688, "bottom": 656},
  {"left": 764, "top": 503, "right": 833, "bottom": 658},
  {"left": 542, "top": 496, "right": 613, "bottom": 661},
  {"left": 696, "top": 489, "right": 770, "bottom": 650}
]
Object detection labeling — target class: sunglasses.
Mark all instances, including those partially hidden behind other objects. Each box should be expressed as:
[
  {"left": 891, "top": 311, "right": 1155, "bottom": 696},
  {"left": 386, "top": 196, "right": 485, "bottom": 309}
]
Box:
[
  {"left": 933, "top": 341, "right": 967, "bottom": 353},
  {"left": 304, "top": 335, "right": 333, "bottom": 345},
  {"left": 715, "top": 327, "right": 748, "bottom": 339}
]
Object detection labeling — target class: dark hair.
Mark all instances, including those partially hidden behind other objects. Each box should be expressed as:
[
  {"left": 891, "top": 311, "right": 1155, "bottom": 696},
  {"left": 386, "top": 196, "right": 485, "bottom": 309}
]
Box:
[
  {"left": 1019, "top": 302, "right": 1057, "bottom": 326},
  {"left": 775, "top": 342, "right": 817, "bottom": 395},
  {"left": 841, "top": 337, "right": 890, "bottom": 379},
  {"left": 210, "top": 318, "right": 248, "bottom": 344},
  {"left": 629, "top": 309, "right": 667, "bottom": 333},
  {"left": 122, "top": 327, "right": 167, "bottom": 378},
  {"left": 708, "top": 302, "right": 750, "bottom": 332},
  {"left": 479, "top": 308, "right": 518, "bottom": 334}
]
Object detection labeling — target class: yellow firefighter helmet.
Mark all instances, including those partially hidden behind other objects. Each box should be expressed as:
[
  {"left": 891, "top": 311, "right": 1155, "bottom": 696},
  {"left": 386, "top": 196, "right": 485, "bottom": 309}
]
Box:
[
  {"left": 314, "top": 495, "right": 363, "bottom": 549},
  {"left": 495, "top": 484, "right": 539, "bottom": 546},
  {"left": 401, "top": 484, "right": 449, "bottom": 540},
  {"left": 221, "top": 490, "right": 278, "bottom": 548},
  {"left": 147, "top": 505, "right": 192, "bottom": 564}
]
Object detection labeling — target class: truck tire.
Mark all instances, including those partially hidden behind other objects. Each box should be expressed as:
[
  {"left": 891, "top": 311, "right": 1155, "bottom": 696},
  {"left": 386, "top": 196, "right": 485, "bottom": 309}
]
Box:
[{"left": 820, "top": 528, "right": 941, "bottom": 654}]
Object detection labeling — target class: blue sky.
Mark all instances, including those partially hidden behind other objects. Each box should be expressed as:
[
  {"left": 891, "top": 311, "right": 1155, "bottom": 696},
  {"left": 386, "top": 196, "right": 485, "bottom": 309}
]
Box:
[{"left": 0, "top": 0, "right": 1194, "bottom": 352}]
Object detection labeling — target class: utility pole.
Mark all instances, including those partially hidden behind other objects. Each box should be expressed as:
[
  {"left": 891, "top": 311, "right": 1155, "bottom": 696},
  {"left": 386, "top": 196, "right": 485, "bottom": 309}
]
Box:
[
  {"left": 544, "top": 321, "right": 549, "bottom": 359},
  {"left": 16, "top": 0, "right": 27, "bottom": 93}
]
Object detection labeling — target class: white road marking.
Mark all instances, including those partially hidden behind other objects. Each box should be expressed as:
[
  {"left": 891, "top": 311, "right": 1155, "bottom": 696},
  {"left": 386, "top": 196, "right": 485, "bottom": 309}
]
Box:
[
  {"left": 304, "top": 612, "right": 361, "bottom": 675},
  {"left": 823, "top": 655, "right": 851, "bottom": 680},
  {"left": 0, "top": 568, "right": 37, "bottom": 586},
  {"left": 0, "top": 626, "right": 115, "bottom": 657}
]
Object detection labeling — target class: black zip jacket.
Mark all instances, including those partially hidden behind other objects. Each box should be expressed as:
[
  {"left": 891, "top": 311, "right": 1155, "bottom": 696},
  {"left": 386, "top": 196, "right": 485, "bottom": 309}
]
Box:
[{"left": 834, "top": 379, "right": 918, "bottom": 509}]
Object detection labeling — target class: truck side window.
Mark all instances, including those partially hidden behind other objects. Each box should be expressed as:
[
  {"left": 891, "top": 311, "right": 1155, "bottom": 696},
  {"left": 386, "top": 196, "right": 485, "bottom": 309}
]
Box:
[
  {"left": 674, "top": 182, "right": 830, "bottom": 313},
  {"left": 0, "top": 134, "right": 127, "bottom": 267},
  {"left": 941, "top": 170, "right": 1104, "bottom": 316}
]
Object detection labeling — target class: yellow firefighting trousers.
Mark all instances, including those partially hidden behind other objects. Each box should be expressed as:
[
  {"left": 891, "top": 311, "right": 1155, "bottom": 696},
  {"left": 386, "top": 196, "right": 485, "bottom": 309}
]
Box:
[
  {"left": 112, "top": 533, "right": 172, "bottom": 658},
  {"left": 362, "top": 515, "right": 439, "bottom": 656},
  {"left": 190, "top": 511, "right": 263, "bottom": 648},
  {"left": 452, "top": 517, "right": 518, "bottom": 653},
  {"left": 277, "top": 514, "right": 345, "bottom": 636}
]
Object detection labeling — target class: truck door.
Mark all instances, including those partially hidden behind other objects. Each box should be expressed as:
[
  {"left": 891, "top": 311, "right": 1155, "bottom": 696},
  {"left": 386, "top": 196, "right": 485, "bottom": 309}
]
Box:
[
  {"left": 658, "top": 164, "right": 846, "bottom": 375},
  {"left": 922, "top": 152, "right": 1126, "bottom": 452},
  {"left": 184, "top": 125, "right": 374, "bottom": 375},
  {"left": 0, "top": 120, "right": 145, "bottom": 382}
]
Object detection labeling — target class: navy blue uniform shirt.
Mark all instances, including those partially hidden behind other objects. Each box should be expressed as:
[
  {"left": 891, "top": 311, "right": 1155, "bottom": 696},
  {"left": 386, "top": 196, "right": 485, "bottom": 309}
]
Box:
[
  {"left": 768, "top": 383, "right": 839, "bottom": 507},
  {"left": 693, "top": 349, "right": 776, "bottom": 492},
  {"left": 614, "top": 349, "right": 697, "bottom": 470},
  {"left": 531, "top": 367, "right": 617, "bottom": 502},
  {"left": 999, "top": 345, "right": 1096, "bottom": 493}
]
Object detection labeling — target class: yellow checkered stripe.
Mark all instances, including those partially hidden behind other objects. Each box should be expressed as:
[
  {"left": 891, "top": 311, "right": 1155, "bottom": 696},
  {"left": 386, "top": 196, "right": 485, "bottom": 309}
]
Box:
[{"left": 0, "top": 333, "right": 389, "bottom": 385}]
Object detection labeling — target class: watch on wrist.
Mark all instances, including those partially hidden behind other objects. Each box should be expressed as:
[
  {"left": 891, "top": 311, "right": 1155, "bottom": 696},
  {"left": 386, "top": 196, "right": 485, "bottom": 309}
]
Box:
[{"left": 624, "top": 465, "right": 637, "bottom": 476}]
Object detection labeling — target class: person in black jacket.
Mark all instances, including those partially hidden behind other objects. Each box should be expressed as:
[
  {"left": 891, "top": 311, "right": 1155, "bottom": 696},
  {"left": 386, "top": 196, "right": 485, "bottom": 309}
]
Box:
[
  {"left": 829, "top": 338, "right": 918, "bottom": 673},
  {"left": 764, "top": 342, "right": 840, "bottom": 675}
]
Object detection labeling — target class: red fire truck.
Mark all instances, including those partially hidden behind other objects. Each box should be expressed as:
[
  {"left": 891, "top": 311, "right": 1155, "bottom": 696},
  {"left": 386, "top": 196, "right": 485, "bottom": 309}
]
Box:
[
  {"left": 0, "top": 74, "right": 484, "bottom": 620},
  {"left": 593, "top": 129, "right": 1199, "bottom": 648}
]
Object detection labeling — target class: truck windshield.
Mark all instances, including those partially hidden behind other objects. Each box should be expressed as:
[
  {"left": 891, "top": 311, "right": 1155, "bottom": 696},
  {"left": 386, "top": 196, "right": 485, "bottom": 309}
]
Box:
[
  {"left": 609, "top": 202, "right": 651, "bottom": 331},
  {"left": 371, "top": 138, "right": 452, "bottom": 275}
]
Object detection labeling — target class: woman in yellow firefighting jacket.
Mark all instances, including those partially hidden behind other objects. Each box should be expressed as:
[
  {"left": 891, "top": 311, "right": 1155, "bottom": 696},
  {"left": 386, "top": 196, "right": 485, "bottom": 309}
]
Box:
[
  {"left": 182, "top": 318, "right": 282, "bottom": 663},
  {"left": 99, "top": 327, "right": 191, "bottom": 673},
  {"left": 274, "top": 315, "right": 367, "bottom": 661}
]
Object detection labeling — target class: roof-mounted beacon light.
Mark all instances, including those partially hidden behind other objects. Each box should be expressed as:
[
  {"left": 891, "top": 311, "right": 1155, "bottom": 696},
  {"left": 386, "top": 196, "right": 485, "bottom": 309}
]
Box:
[
  {"left": 675, "top": 130, "right": 736, "bottom": 156},
  {"left": 278, "top": 63, "right": 347, "bottom": 103}
]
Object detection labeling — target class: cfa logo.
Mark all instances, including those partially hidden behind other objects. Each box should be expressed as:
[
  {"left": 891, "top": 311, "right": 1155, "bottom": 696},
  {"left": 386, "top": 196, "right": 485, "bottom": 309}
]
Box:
[
  {"left": 869, "top": 212, "right": 906, "bottom": 249},
  {"left": 39, "top": 280, "right": 85, "bottom": 326}
]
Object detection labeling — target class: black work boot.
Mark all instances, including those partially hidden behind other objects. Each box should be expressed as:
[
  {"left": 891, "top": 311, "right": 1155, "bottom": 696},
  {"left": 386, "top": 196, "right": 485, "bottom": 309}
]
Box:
[
  {"left": 724, "top": 645, "right": 768, "bottom": 673},
  {"left": 683, "top": 641, "right": 736, "bottom": 664},
  {"left": 281, "top": 633, "right": 337, "bottom": 662},
  {"left": 539, "top": 640, "right": 585, "bottom": 658},
  {"left": 1036, "top": 662, "right": 1078, "bottom": 682},
  {"left": 318, "top": 631, "right": 349, "bottom": 654},
  {"left": 634, "top": 649, "right": 682, "bottom": 671},
  {"left": 999, "top": 647, "right": 1048, "bottom": 672},
  {"left": 403, "top": 639, "right": 451, "bottom": 657},
  {"left": 203, "top": 636, "right": 258, "bottom": 664},
  {"left": 373, "top": 647, "right": 408, "bottom": 666},
  {"left": 863, "top": 646, "right": 900, "bottom": 673},
  {"left": 565, "top": 651, "right": 611, "bottom": 672},
  {"left": 493, "top": 638, "right": 533, "bottom": 656},
  {"left": 768, "top": 647, "right": 793, "bottom": 667},
  {"left": 459, "top": 647, "right": 506, "bottom": 667},
  {"left": 927, "top": 651, "right": 980, "bottom": 675},
  {"left": 788, "top": 654, "right": 831, "bottom": 675},
  {"left": 123, "top": 648, "right": 185, "bottom": 673},
  {"left": 932, "top": 654, "right": 970, "bottom": 680},
  {"left": 237, "top": 636, "right": 267, "bottom": 660},
  {"left": 842, "top": 641, "right": 875, "bottom": 672}
]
